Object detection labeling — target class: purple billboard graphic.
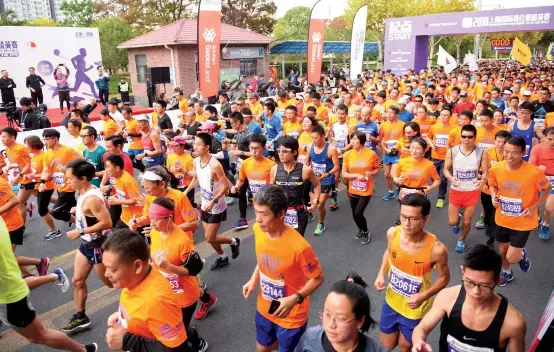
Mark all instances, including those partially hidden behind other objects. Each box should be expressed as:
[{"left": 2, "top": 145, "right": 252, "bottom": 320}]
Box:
[{"left": 384, "top": 6, "right": 554, "bottom": 74}]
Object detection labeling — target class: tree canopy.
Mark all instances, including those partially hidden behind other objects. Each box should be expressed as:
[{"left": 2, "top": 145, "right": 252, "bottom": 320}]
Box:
[
  {"left": 273, "top": 6, "right": 311, "bottom": 41},
  {"left": 60, "top": 0, "right": 95, "bottom": 27},
  {"left": 222, "top": 0, "right": 277, "bottom": 36}
]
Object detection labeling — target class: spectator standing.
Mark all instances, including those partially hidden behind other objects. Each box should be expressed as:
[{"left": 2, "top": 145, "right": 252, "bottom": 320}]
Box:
[
  {"left": 53, "top": 64, "right": 71, "bottom": 115},
  {"left": 0, "top": 70, "right": 16, "bottom": 107},
  {"left": 25, "top": 67, "right": 45, "bottom": 105},
  {"left": 95, "top": 66, "right": 110, "bottom": 106},
  {"left": 117, "top": 77, "right": 130, "bottom": 104}
]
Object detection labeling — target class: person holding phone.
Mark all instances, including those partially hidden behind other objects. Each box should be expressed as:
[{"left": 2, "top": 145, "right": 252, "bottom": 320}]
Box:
[
  {"left": 54, "top": 64, "right": 71, "bottom": 115},
  {"left": 243, "top": 185, "right": 324, "bottom": 352}
]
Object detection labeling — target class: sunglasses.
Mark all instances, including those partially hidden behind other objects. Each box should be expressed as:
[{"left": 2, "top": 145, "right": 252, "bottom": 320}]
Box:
[
  {"left": 80, "top": 134, "right": 92, "bottom": 138},
  {"left": 461, "top": 135, "right": 475, "bottom": 139},
  {"left": 276, "top": 148, "right": 292, "bottom": 154}
]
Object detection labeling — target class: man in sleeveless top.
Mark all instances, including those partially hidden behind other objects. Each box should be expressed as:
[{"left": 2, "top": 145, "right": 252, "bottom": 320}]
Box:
[
  {"left": 374, "top": 194, "right": 450, "bottom": 352},
  {"left": 412, "top": 244, "right": 526, "bottom": 352},
  {"left": 185, "top": 133, "right": 240, "bottom": 271},
  {"left": 60, "top": 159, "right": 113, "bottom": 333},
  {"left": 329, "top": 104, "right": 350, "bottom": 210},
  {"left": 507, "top": 102, "right": 544, "bottom": 161},
  {"left": 135, "top": 115, "right": 164, "bottom": 168},
  {"left": 444, "top": 124, "right": 488, "bottom": 253},
  {"left": 270, "top": 136, "right": 321, "bottom": 236}
]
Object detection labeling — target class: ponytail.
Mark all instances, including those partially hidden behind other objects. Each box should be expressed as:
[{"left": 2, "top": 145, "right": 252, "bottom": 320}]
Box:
[{"left": 330, "top": 271, "right": 375, "bottom": 332}]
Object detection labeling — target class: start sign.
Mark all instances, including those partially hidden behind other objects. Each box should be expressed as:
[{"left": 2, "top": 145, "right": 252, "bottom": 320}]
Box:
[{"left": 490, "top": 38, "right": 514, "bottom": 51}]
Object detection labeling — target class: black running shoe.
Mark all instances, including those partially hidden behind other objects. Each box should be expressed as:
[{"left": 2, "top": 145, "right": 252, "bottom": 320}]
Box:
[
  {"left": 231, "top": 237, "right": 241, "bottom": 259},
  {"left": 360, "top": 231, "right": 371, "bottom": 245},
  {"left": 210, "top": 257, "right": 229, "bottom": 271}
]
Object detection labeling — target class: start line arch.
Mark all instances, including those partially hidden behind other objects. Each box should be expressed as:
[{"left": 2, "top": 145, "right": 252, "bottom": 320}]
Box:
[{"left": 384, "top": 6, "right": 554, "bottom": 74}]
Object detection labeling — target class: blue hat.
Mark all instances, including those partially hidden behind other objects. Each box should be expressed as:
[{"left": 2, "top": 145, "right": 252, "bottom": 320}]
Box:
[{"left": 365, "top": 96, "right": 375, "bottom": 103}]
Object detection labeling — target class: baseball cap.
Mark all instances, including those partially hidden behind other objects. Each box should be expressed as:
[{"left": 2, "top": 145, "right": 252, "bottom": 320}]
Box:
[
  {"left": 199, "top": 121, "right": 218, "bottom": 131},
  {"left": 398, "top": 97, "right": 408, "bottom": 105},
  {"left": 334, "top": 98, "right": 344, "bottom": 106},
  {"left": 515, "top": 78, "right": 523, "bottom": 83},
  {"left": 365, "top": 96, "right": 375, "bottom": 103},
  {"left": 140, "top": 170, "right": 163, "bottom": 182},
  {"left": 136, "top": 115, "right": 150, "bottom": 122},
  {"left": 249, "top": 93, "right": 259, "bottom": 99},
  {"left": 523, "top": 90, "right": 532, "bottom": 96},
  {"left": 503, "top": 90, "right": 512, "bottom": 95},
  {"left": 169, "top": 136, "right": 187, "bottom": 146},
  {"left": 460, "top": 92, "right": 468, "bottom": 97}
]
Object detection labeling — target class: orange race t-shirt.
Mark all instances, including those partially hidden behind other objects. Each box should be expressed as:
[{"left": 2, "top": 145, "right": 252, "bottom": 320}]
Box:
[
  {"left": 297, "top": 132, "right": 313, "bottom": 165},
  {"left": 111, "top": 171, "right": 143, "bottom": 226},
  {"left": 482, "top": 146, "right": 504, "bottom": 195},
  {"left": 42, "top": 145, "right": 81, "bottom": 192},
  {"left": 0, "top": 177, "right": 24, "bottom": 232},
  {"left": 30, "top": 151, "right": 54, "bottom": 190},
  {"left": 488, "top": 161, "right": 550, "bottom": 231},
  {"left": 395, "top": 157, "right": 439, "bottom": 199},
  {"left": 476, "top": 125, "right": 501, "bottom": 150},
  {"left": 413, "top": 116, "right": 436, "bottom": 137},
  {"left": 125, "top": 118, "right": 143, "bottom": 150},
  {"left": 103, "top": 118, "right": 119, "bottom": 138},
  {"left": 150, "top": 226, "right": 200, "bottom": 309},
  {"left": 166, "top": 152, "right": 194, "bottom": 189},
  {"left": 239, "top": 157, "right": 276, "bottom": 195},
  {"left": 379, "top": 119, "right": 405, "bottom": 150},
  {"left": 143, "top": 189, "right": 196, "bottom": 240},
  {"left": 447, "top": 126, "right": 463, "bottom": 149},
  {"left": 5, "top": 143, "right": 32, "bottom": 185},
  {"left": 427, "top": 123, "right": 455, "bottom": 160},
  {"left": 254, "top": 223, "right": 322, "bottom": 328},
  {"left": 343, "top": 148, "right": 379, "bottom": 196},
  {"left": 118, "top": 269, "right": 187, "bottom": 348},
  {"left": 283, "top": 121, "right": 302, "bottom": 138}
]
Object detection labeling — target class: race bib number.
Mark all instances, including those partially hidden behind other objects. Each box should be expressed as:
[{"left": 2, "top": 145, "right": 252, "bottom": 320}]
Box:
[
  {"left": 352, "top": 178, "right": 368, "bottom": 192},
  {"left": 446, "top": 334, "right": 494, "bottom": 352},
  {"left": 334, "top": 139, "right": 346, "bottom": 150},
  {"left": 159, "top": 270, "right": 184, "bottom": 294},
  {"left": 399, "top": 187, "right": 418, "bottom": 200},
  {"left": 7, "top": 164, "right": 20, "bottom": 183},
  {"left": 260, "top": 272, "right": 285, "bottom": 301},
  {"left": 386, "top": 140, "right": 398, "bottom": 149},
  {"left": 547, "top": 175, "right": 554, "bottom": 188},
  {"left": 435, "top": 134, "right": 448, "bottom": 148},
  {"left": 176, "top": 174, "right": 186, "bottom": 188},
  {"left": 312, "top": 162, "right": 327, "bottom": 177},
  {"left": 524, "top": 145, "right": 530, "bottom": 157},
  {"left": 115, "top": 189, "right": 126, "bottom": 201},
  {"left": 200, "top": 188, "right": 213, "bottom": 202},
  {"left": 500, "top": 196, "right": 523, "bottom": 217},
  {"left": 477, "top": 143, "right": 493, "bottom": 149},
  {"left": 249, "top": 180, "right": 266, "bottom": 194},
  {"left": 236, "top": 158, "right": 243, "bottom": 173},
  {"left": 456, "top": 169, "right": 477, "bottom": 181},
  {"left": 284, "top": 209, "right": 298, "bottom": 228},
  {"left": 52, "top": 172, "right": 65, "bottom": 187},
  {"left": 388, "top": 265, "right": 423, "bottom": 297},
  {"left": 535, "top": 118, "right": 545, "bottom": 130},
  {"left": 118, "top": 308, "right": 128, "bottom": 329},
  {"left": 288, "top": 132, "right": 299, "bottom": 139},
  {"left": 266, "top": 140, "right": 274, "bottom": 152}
]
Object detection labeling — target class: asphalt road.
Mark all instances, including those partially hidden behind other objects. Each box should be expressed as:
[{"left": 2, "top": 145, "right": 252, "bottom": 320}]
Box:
[{"left": 1, "top": 174, "right": 552, "bottom": 352}]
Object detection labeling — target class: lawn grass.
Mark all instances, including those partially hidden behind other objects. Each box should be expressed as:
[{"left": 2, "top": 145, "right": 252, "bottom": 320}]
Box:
[{"left": 108, "top": 73, "right": 132, "bottom": 99}]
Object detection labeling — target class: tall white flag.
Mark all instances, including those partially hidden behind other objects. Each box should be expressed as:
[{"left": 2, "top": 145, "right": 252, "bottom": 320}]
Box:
[
  {"left": 437, "top": 45, "right": 457, "bottom": 74},
  {"left": 350, "top": 5, "right": 368, "bottom": 80}
]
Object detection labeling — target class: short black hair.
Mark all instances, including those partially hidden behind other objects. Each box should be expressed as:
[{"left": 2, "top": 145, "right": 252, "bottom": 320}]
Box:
[
  {"left": 253, "top": 184, "right": 288, "bottom": 216},
  {"left": 106, "top": 135, "right": 125, "bottom": 148},
  {"left": 495, "top": 130, "right": 512, "bottom": 140},
  {"left": 230, "top": 111, "right": 244, "bottom": 124},
  {"left": 351, "top": 130, "right": 367, "bottom": 146},
  {"left": 459, "top": 110, "right": 474, "bottom": 120},
  {"left": 1, "top": 127, "right": 17, "bottom": 138},
  {"left": 205, "top": 105, "right": 218, "bottom": 116},
  {"left": 195, "top": 133, "right": 212, "bottom": 147},
  {"left": 249, "top": 133, "right": 267, "bottom": 147},
  {"left": 156, "top": 99, "right": 167, "bottom": 109},
  {"left": 400, "top": 193, "right": 431, "bottom": 217},
  {"left": 506, "top": 136, "right": 526, "bottom": 153},
  {"left": 71, "top": 109, "right": 83, "bottom": 118},
  {"left": 66, "top": 159, "right": 95, "bottom": 181},
  {"left": 106, "top": 153, "right": 124, "bottom": 170},
  {"left": 82, "top": 125, "right": 98, "bottom": 138},
  {"left": 152, "top": 197, "right": 175, "bottom": 212},
  {"left": 276, "top": 135, "right": 299, "bottom": 153},
  {"left": 43, "top": 129, "right": 60, "bottom": 139},
  {"left": 68, "top": 119, "right": 82, "bottom": 130},
  {"left": 285, "top": 105, "right": 298, "bottom": 114},
  {"left": 102, "top": 229, "right": 150, "bottom": 264},
  {"left": 544, "top": 127, "right": 554, "bottom": 137},
  {"left": 519, "top": 101, "right": 535, "bottom": 115},
  {"left": 480, "top": 109, "right": 493, "bottom": 119},
  {"left": 264, "top": 101, "right": 276, "bottom": 113},
  {"left": 463, "top": 244, "right": 502, "bottom": 280},
  {"left": 336, "top": 104, "right": 348, "bottom": 113},
  {"left": 461, "top": 124, "right": 477, "bottom": 136},
  {"left": 100, "top": 108, "right": 110, "bottom": 117},
  {"left": 388, "top": 105, "right": 400, "bottom": 115},
  {"left": 19, "top": 97, "right": 32, "bottom": 107},
  {"left": 311, "top": 123, "right": 325, "bottom": 137}
]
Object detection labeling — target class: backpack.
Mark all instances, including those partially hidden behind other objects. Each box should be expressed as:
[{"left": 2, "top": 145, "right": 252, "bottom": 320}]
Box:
[{"left": 38, "top": 114, "right": 51, "bottom": 129}]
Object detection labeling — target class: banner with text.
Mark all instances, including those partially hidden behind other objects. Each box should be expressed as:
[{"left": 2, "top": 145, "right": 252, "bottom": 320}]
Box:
[
  {"left": 350, "top": 5, "right": 368, "bottom": 80},
  {"left": 0, "top": 26, "right": 102, "bottom": 109},
  {"left": 197, "top": 0, "right": 222, "bottom": 97},
  {"left": 307, "top": 0, "right": 327, "bottom": 84}
]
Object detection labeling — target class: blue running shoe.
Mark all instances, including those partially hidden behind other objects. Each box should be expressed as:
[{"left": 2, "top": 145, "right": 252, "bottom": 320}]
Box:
[
  {"left": 539, "top": 224, "right": 550, "bottom": 240},
  {"left": 499, "top": 270, "right": 514, "bottom": 287},
  {"left": 455, "top": 239, "right": 465, "bottom": 253},
  {"left": 518, "top": 248, "right": 531, "bottom": 272},
  {"left": 382, "top": 191, "right": 395, "bottom": 201},
  {"left": 452, "top": 214, "right": 461, "bottom": 235}
]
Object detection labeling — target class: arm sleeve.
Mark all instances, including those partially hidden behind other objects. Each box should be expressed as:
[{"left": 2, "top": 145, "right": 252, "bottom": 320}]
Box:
[
  {"left": 122, "top": 333, "right": 190, "bottom": 352},
  {"left": 298, "top": 246, "right": 322, "bottom": 280},
  {"left": 11, "top": 79, "right": 16, "bottom": 88},
  {"left": 39, "top": 76, "right": 45, "bottom": 85},
  {"left": 26, "top": 77, "right": 31, "bottom": 89}
]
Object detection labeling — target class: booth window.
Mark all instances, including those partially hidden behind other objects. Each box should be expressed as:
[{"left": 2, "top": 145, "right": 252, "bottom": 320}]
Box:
[
  {"left": 240, "top": 60, "right": 257, "bottom": 76},
  {"left": 135, "top": 54, "right": 147, "bottom": 83}
]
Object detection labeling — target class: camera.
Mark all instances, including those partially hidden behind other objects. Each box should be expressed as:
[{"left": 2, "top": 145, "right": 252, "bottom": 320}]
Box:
[{"left": 0, "top": 101, "right": 16, "bottom": 121}]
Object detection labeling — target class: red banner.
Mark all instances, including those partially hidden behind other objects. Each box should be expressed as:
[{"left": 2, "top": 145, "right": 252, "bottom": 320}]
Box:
[
  {"left": 307, "top": 0, "right": 327, "bottom": 84},
  {"left": 197, "top": 0, "right": 221, "bottom": 97}
]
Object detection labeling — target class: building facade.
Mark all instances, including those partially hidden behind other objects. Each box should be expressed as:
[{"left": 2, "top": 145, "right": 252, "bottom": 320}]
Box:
[{"left": 0, "top": 0, "right": 64, "bottom": 21}]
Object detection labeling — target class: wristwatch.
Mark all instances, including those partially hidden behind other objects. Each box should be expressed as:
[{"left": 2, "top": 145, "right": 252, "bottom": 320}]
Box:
[
  {"left": 79, "top": 228, "right": 85, "bottom": 236},
  {"left": 296, "top": 293, "right": 304, "bottom": 304}
]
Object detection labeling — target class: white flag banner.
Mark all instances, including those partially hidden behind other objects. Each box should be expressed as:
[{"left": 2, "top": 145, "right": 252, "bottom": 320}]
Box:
[
  {"left": 468, "top": 56, "right": 478, "bottom": 72},
  {"left": 437, "top": 45, "right": 457, "bottom": 74},
  {"left": 350, "top": 5, "right": 368, "bottom": 80}
]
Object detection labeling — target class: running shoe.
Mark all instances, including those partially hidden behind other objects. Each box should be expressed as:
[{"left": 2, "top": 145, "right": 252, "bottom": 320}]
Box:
[
  {"left": 85, "top": 343, "right": 98, "bottom": 352},
  {"left": 355, "top": 229, "right": 364, "bottom": 240},
  {"left": 225, "top": 196, "right": 234, "bottom": 205},
  {"left": 436, "top": 199, "right": 445, "bottom": 208},
  {"left": 60, "top": 313, "right": 91, "bottom": 332},
  {"left": 231, "top": 237, "right": 241, "bottom": 259},
  {"left": 455, "top": 239, "right": 465, "bottom": 253},
  {"left": 233, "top": 219, "right": 249, "bottom": 230},
  {"left": 198, "top": 338, "right": 209, "bottom": 352},
  {"left": 314, "top": 223, "right": 326, "bottom": 236},
  {"left": 394, "top": 187, "right": 399, "bottom": 200},
  {"left": 452, "top": 214, "right": 461, "bottom": 235},
  {"left": 499, "top": 270, "right": 514, "bottom": 287},
  {"left": 329, "top": 203, "right": 339, "bottom": 211},
  {"left": 539, "top": 224, "right": 550, "bottom": 240},
  {"left": 360, "top": 231, "right": 371, "bottom": 245},
  {"left": 43, "top": 229, "right": 62, "bottom": 241},
  {"left": 194, "top": 293, "right": 217, "bottom": 320},
  {"left": 53, "top": 268, "right": 70, "bottom": 293},
  {"left": 307, "top": 212, "right": 314, "bottom": 223},
  {"left": 36, "top": 257, "right": 50, "bottom": 276},
  {"left": 210, "top": 257, "right": 229, "bottom": 271},
  {"left": 27, "top": 202, "right": 35, "bottom": 218},
  {"left": 331, "top": 188, "right": 339, "bottom": 204},
  {"left": 518, "top": 248, "right": 531, "bottom": 273},
  {"left": 475, "top": 216, "right": 485, "bottom": 229},
  {"left": 382, "top": 191, "right": 395, "bottom": 201}
]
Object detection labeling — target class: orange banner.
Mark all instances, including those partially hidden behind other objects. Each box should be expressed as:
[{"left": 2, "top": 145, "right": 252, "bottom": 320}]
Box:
[
  {"left": 307, "top": 0, "right": 327, "bottom": 84},
  {"left": 197, "top": 0, "right": 222, "bottom": 97}
]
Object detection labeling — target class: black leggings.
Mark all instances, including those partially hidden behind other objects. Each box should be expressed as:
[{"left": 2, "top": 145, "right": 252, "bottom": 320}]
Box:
[
  {"left": 349, "top": 194, "right": 371, "bottom": 232},
  {"left": 181, "top": 302, "right": 201, "bottom": 349},
  {"left": 37, "top": 189, "right": 54, "bottom": 217},
  {"left": 109, "top": 205, "right": 122, "bottom": 229},
  {"left": 481, "top": 192, "right": 496, "bottom": 239},
  {"left": 58, "top": 90, "right": 70, "bottom": 110},
  {"left": 238, "top": 179, "right": 249, "bottom": 219},
  {"left": 52, "top": 191, "right": 76, "bottom": 223}
]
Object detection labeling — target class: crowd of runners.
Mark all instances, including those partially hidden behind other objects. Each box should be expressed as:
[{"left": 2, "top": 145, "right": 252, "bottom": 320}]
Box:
[{"left": 0, "top": 58, "right": 553, "bottom": 352}]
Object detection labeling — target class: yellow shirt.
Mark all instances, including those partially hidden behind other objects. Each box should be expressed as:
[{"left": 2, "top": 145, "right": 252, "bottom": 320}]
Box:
[
  {"left": 195, "top": 112, "right": 206, "bottom": 123},
  {"left": 166, "top": 152, "right": 194, "bottom": 189},
  {"left": 125, "top": 118, "right": 143, "bottom": 150}
]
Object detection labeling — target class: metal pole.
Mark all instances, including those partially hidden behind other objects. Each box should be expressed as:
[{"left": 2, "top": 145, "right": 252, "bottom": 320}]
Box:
[
  {"left": 473, "top": 0, "right": 481, "bottom": 59},
  {"left": 282, "top": 55, "right": 285, "bottom": 80},
  {"left": 299, "top": 55, "right": 303, "bottom": 76}
]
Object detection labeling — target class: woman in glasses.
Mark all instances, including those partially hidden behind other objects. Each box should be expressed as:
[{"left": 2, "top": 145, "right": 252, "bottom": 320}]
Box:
[
  {"left": 295, "top": 271, "right": 386, "bottom": 352},
  {"left": 395, "top": 122, "right": 425, "bottom": 160}
]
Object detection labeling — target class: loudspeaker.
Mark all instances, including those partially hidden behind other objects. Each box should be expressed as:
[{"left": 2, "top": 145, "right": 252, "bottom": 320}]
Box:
[{"left": 148, "top": 67, "right": 171, "bottom": 84}]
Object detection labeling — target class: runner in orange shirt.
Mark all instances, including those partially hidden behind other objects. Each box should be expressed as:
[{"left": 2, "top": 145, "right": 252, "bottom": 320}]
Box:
[
  {"left": 148, "top": 197, "right": 208, "bottom": 352},
  {"left": 412, "top": 105, "right": 436, "bottom": 139},
  {"left": 488, "top": 136, "right": 551, "bottom": 286},
  {"left": 342, "top": 131, "right": 380, "bottom": 245},
  {"left": 283, "top": 106, "right": 303, "bottom": 138},
  {"left": 427, "top": 108, "right": 456, "bottom": 208},
  {"left": 476, "top": 109, "right": 501, "bottom": 150},
  {"left": 447, "top": 110, "right": 473, "bottom": 148},
  {"left": 103, "top": 230, "right": 191, "bottom": 351},
  {"left": 167, "top": 136, "right": 195, "bottom": 204},
  {"left": 380, "top": 106, "right": 405, "bottom": 201},
  {"left": 99, "top": 108, "right": 121, "bottom": 138},
  {"left": 395, "top": 122, "right": 424, "bottom": 159},
  {"left": 529, "top": 127, "right": 554, "bottom": 240},
  {"left": 242, "top": 185, "right": 324, "bottom": 352}
]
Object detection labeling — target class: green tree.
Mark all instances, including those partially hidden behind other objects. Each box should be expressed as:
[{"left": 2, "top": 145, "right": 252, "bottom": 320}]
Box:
[
  {"left": 325, "top": 17, "right": 350, "bottom": 41},
  {"left": 95, "top": 17, "right": 136, "bottom": 74},
  {"left": 273, "top": 6, "right": 311, "bottom": 41},
  {"left": 60, "top": 0, "right": 95, "bottom": 27},
  {"left": 0, "top": 9, "right": 25, "bottom": 26},
  {"left": 96, "top": 0, "right": 197, "bottom": 28},
  {"left": 26, "top": 17, "right": 57, "bottom": 27},
  {"left": 222, "top": 0, "right": 277, "bottom": 36}
]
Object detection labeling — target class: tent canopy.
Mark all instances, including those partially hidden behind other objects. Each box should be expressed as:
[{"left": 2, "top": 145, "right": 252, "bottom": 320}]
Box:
[{"left": 270, "top": 41, "right": 378, "bottom": 54}]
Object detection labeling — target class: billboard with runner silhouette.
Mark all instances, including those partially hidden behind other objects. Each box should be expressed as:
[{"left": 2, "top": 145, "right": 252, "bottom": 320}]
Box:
[{"left": 0, "top": 26, "right": 102, "bottom": 109}]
